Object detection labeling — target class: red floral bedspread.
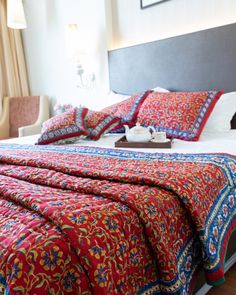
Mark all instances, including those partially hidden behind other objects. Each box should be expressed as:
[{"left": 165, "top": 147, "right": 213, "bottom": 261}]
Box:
[{"left": 0, "top": 144, "right": 235, "bottom": 295}]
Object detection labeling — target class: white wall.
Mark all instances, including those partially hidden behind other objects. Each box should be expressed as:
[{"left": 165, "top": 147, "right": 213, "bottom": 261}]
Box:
[
  {"left": 110, "top": 0, "right": 236, "bottom": 49},
  {"left": 23, "top": 0, "right": 111, "bottom": 111}
]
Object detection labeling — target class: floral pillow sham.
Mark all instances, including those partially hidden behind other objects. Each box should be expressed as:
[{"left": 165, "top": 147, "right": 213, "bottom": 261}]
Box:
[
  {"left": 84, "top": 109, "right": 121, "bottom": 140},
  {"left": 137, "top": 90, "right": 223, "bottom": 141},
  {"left": 101, "top": 90, "right": 151, "bottom": 132},
  {"left": 37, "top": 107, "right": 120, "bottom": 144},
  {"left": 37, "top": 107, "right": 88, "bottom": 145}
]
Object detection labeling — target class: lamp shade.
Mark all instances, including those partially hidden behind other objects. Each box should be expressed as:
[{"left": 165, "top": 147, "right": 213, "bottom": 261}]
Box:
[{"left": 7, "top": 0, "right": 27, "bottom": 29}]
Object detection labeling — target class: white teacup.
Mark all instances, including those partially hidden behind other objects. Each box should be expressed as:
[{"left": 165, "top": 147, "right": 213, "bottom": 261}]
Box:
[{"left": 152, "top": 131, "right": 167, "bottom": 142}]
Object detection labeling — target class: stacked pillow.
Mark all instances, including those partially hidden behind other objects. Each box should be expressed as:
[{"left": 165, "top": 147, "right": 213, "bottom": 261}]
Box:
[
  {"left": 38, "top": 87, "right": 234, "bottom": 145},
  {"left": 38, "top": 90, "right": 152, "bottom": 144},
  {"left": 101, "top": 89, "right": 225, "bottom": 141},
  {"left": 37, "top": 107, "right": 120, "bottom": 145}
]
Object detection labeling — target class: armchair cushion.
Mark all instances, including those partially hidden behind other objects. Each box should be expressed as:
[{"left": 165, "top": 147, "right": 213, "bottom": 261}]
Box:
[
  {"left": 10, "top": 96, "right": 40, "bottom": 137},
  {"left": 0, "top": 95, "right": 50, "bottom": 140}
]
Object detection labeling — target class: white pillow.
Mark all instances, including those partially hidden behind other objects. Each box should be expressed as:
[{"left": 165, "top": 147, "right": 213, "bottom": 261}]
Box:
[
  {"left": 203, "top": 92, "right": 236, "bottom": 132},
  {"left": 97, "top": 91, "right": 129, "bottom": 109},
  {"left": 108, "top": 91, "right": 130, "bottom": 104},
  {"left": 152, "top": 86, "right": 170, "bottom": 93}
]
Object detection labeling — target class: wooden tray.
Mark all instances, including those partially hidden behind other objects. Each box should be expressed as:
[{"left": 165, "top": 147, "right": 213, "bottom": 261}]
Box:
[{"left": 115, "top": 136, "right": 172, "bottom": 148}]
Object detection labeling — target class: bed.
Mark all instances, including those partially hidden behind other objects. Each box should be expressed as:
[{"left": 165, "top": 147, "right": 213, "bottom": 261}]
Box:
[{"left": 0, "top": 23, "right": 236, "bottom": 295}]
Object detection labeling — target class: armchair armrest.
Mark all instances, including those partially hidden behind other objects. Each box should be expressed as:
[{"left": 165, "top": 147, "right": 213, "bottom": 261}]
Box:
[
  {"left": 34, "top": 95, "right": 50, "bottom": 126},
  {"left": 18, "top": 124, "right": 41, "bottom": 137}
]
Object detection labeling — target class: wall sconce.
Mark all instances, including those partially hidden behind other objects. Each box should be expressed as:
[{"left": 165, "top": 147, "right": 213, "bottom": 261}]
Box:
[
  {"left": 7, "top": 0, "right": 27, "bottom": 29},
  {"left": 65, "top": 24, "right": 95, "bottom": 89}
]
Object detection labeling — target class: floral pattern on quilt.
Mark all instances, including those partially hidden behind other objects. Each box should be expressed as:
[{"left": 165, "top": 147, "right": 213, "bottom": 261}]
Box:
[
  {"left": 84, "top": 109, "right": 120, "bottom": 140},
  {"left": 37, "top": 107, "right": 88, "bottom": 145},
  {"left": 137, "top": 91, "right": 223, "bottom": 141},
  {"left": 0, "top": 144, "right": 235, "bottom": 294},
  {"left": 101, "top": 91, "right": 151, "bottom": 132}
]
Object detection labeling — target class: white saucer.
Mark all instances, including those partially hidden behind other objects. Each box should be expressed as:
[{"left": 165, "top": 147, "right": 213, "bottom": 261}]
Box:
[{"left": 151, "top": 138, "right": 170, "bottom": 143}]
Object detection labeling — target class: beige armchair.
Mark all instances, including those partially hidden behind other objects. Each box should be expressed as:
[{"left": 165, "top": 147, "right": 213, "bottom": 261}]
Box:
[{"left": 0, "top": 95, "right": 49, "bottom": 139}]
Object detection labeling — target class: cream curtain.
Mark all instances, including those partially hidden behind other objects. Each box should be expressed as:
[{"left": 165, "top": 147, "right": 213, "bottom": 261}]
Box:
[{"left": 0, "top": 0, "right": 29, "bottom": 116}]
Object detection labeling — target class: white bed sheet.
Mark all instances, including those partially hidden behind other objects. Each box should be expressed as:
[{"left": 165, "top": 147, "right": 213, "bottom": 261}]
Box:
[{"left": 1, "top": 131, "right": 236, "bottom": 156}]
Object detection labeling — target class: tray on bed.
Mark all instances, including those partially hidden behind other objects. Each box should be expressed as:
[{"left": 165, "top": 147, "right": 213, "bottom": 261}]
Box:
[{"left": 115, "top": 136, "right": 172, "bottom": 148}]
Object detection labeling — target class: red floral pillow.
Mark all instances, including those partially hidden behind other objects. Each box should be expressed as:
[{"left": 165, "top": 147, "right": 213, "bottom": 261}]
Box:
[
  {"left": 37, "top": 107, "right": 88, "bottom": 145},
  {"left": 84, "top": 109, "right": 121, "bottom": 140},
  {"left": 101, "top": 91, "right": 151, "bottom": 132},
  {"left": 137, "top": 91, "right": 223, "bottom": 141}
]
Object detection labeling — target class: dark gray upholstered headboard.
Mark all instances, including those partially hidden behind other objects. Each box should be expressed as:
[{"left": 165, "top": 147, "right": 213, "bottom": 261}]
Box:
[{"left": 108, "top": 23, "right": 236, "bottom": 129}]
